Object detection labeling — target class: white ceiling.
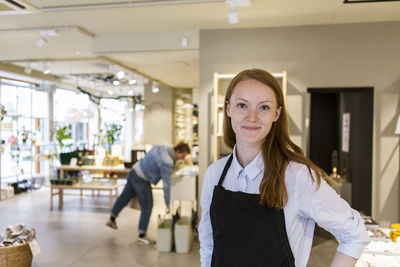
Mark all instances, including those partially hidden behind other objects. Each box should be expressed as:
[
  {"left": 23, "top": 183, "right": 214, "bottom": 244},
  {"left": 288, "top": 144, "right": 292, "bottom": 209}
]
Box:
[{"left": 1, "top": 0, "right": 400, "bottom": 91}]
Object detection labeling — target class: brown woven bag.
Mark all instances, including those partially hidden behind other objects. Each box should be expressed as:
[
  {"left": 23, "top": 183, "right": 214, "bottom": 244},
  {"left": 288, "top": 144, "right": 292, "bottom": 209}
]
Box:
[{"left": 0, "top": 228, "right": 36, "bottom": 267}]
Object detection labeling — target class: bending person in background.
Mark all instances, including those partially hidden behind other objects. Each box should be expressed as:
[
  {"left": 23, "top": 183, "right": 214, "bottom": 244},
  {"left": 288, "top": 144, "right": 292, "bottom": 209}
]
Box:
[
  {"left": 198, "top": 69, "right": 370, "bottom": 267},
  {"left": 106, "top": 141, "right": 190, "bottom": 245}
]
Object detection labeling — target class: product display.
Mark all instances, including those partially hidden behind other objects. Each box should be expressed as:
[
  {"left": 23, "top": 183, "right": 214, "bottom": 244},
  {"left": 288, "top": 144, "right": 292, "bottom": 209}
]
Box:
[
  {"left": 0, "top": 224, "right": 34, "bottom": 247},
  {"left": 0, "top": 224, "right": 38, "bottom": 267}
]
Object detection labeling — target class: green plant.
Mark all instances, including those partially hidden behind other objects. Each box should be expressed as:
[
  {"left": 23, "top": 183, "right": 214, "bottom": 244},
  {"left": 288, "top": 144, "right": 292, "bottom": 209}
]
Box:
[
  {"left": 104, "top": 122, "right": 122, "bottom": 145},
  {"left": 56, "top": 126, "right": 71, "bottom": 149}
]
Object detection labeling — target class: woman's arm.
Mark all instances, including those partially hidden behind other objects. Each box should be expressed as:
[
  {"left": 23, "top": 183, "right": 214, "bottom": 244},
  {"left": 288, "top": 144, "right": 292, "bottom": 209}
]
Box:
[
  {"left": 198, "top": 166, "right": 216, "bottom": 267},
  {"left": 295, "top": 166, "right": 370, "bottom": 262},
  {"left": 330, "top": 251, "right": 357, "bottom": 267}
]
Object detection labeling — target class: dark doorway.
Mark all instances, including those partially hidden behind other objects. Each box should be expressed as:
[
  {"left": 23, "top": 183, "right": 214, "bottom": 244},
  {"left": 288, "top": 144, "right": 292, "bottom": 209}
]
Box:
[{"left": 308, "top": 87, "right": 373, "bottom": 216}]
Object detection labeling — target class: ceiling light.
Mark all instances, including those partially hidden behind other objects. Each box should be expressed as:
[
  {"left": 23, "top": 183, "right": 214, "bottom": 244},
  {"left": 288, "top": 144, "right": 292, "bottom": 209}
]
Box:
[
  {"left": 152, "top": 81, "right": 159, "bottom": 93},
  {"left": 113, "top": 80, "right": 120, "bottom": 86},
  {"left": 24, "top": 63, "right": 32, "bottom": 74},
  {"left": 37, "top": 36, "right": 48, "bottom": 47},
  {"left": 43, "top": 65, "right": 50, "bottom": 75},
  {"left": 107, "top": 89, "right": 114, "bottom": 95},
  {"left": 128, "top": 90, "right": 134, "bottom": 95},
  {"left": 39, "top": 29, "right": 57, "bottom": 37},
  {"left": 129, "top": 79, "right": 137, "bottom": 85},
  {"left": 228, "top": 7, "right": 239, "bottom": 24},
  {"left": 181, "top": 37, "right": 188, "bottom": 47},
  {"left": 225, "top": 0, "right": 251, "bottom": 24},
  {"left": 117, "top": 70, "right": 125, "bottom": 80}
]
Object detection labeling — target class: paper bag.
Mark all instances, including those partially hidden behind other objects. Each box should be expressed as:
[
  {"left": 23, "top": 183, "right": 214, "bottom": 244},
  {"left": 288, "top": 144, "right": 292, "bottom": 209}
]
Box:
[{"left": 129, "top": 195, "right": 141, "bottom": 210}]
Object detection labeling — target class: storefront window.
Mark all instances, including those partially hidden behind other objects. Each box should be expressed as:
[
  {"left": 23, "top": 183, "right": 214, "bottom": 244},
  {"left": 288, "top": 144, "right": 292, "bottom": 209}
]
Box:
[
  {"left": 0, "top": 79, "right": 50, "bottom": 189},
  {"left": 53, "top": 88, "right": 94, "bottom": 149}
]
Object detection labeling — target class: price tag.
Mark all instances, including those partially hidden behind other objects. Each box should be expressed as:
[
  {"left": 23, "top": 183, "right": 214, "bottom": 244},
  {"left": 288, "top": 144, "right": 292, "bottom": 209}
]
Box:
[{"left": 29, "top": 239, "right": 41, "bottom": 256}]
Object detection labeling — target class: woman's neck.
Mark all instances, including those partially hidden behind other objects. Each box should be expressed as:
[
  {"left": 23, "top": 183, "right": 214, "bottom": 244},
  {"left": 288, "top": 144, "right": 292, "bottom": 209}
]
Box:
[{"left": 235, "top": 142, "right": 260, "bottom": 168}]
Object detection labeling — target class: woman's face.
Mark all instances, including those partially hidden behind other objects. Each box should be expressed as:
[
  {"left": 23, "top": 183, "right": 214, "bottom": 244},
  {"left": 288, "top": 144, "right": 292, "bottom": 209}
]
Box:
[{"left": 227, "top": 79, "right": 281, "bottom": 149}]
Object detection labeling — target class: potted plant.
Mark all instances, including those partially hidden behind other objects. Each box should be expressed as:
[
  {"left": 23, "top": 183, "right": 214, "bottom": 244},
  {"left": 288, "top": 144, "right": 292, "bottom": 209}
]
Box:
[
  {"left": 56, "top": 126, "right": 73, "bottom": 165},
  {"left": 102, "top": 122, "right": 122, "bottom": 153}
]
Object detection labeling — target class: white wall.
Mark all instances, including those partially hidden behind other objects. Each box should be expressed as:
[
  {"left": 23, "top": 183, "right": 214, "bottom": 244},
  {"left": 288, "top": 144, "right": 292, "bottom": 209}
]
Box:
[
  {"left": 143, "top": 83, "right": 173, "bottom": 145},
  {"left": 199, "top": 22, "right": 400, "bottom": 225}
]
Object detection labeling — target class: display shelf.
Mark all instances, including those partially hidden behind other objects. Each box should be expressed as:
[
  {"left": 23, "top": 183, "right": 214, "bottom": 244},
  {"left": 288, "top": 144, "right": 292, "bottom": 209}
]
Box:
[{"left": 173, "top": 88, "right": 198, "bottom": 147}]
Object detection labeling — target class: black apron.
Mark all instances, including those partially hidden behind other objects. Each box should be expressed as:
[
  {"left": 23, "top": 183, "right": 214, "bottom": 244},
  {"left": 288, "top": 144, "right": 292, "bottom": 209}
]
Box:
[{"left": 210, "top": 155, "right": 295, "bottom": 267}]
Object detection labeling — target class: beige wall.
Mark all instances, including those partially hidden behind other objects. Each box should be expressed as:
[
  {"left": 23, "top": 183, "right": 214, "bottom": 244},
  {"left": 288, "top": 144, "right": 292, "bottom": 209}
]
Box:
[
  {"left": 199, "top": 22, "right": 400, "bottom": 225},
  {"left": 144, "top": 83, "right": 173, "bottom": 145}
]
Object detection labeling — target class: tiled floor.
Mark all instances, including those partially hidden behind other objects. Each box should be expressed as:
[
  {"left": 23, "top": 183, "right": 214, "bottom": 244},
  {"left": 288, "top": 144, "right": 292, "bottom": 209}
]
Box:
[{"left": 0, "top": 186, "right": 337, "bottom": 267}]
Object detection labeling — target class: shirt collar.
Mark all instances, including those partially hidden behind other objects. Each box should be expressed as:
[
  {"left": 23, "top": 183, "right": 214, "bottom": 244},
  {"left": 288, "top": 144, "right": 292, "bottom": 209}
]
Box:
[
  {"left": 232, "top": 145, "right": 264, "bottom": 181},
  {"left": 169, "top": 147, "right": 177, "bottom": 164}
]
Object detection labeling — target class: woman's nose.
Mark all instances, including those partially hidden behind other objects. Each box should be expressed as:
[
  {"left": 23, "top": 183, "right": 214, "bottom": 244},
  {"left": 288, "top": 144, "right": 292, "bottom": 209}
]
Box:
[{"left": 246, "top": 108, "right": 257, "bottom": 121}]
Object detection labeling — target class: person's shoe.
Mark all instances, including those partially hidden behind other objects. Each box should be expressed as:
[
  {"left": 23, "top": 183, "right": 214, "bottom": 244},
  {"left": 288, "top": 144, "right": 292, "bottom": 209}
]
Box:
[
  {"left": 106, "top": 220, "right": 117, "bottom": 230},
  {"left": 137, "top": 236, "right": 155, "bottom": 245}
]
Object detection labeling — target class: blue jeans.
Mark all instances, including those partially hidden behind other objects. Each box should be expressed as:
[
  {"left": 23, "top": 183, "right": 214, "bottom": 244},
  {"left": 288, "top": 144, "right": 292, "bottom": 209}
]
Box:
[{"left": 111, "top": 169, "right": 153, "bottom": 234}]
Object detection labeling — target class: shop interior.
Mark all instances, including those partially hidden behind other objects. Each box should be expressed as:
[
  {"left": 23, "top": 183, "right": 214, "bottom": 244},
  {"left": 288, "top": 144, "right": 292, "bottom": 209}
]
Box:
[{"left": 1, "top": 0, "right": 400, "bottom": 266}]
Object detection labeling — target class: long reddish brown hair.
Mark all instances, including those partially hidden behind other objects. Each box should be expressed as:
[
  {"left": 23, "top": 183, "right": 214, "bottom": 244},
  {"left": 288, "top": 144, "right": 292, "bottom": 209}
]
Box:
[{"left": 223, "top": 69, "right": 330, "bottom": 209}]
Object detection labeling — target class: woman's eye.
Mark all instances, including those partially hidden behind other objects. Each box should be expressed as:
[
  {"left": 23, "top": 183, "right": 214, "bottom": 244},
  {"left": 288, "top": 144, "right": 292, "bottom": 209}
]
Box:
[
  {"left": 237, "top": 103, "right": 247, "bottom": 109},
  {"left": 260, "top": 105, "right": 269, "bottom": 110}
]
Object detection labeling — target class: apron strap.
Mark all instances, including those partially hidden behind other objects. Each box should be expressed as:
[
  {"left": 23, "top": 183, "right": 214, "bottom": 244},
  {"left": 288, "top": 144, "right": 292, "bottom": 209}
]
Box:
[{"left": 217, "top": 154, "right": 233, "bottom": 186}]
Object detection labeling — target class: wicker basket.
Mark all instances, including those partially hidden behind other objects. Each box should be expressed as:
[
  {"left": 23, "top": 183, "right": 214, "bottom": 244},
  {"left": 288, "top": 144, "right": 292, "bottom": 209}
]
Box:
[{"left": 0, "top": 228, "right": 35, "bottom": 267}]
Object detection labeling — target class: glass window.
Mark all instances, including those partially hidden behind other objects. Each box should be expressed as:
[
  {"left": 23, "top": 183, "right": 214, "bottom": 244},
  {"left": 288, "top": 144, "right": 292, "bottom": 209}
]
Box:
[
  {"left": 32, "top": 90, "right": 49, "bottom": 118},
  {"left": 17, "top": 86, "right": 32, "bottom": 117}
]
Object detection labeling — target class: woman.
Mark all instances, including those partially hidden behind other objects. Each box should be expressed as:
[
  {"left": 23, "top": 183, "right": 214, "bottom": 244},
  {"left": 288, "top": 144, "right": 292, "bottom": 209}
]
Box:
[{"left": 198, "top": 69, "right": 369, "bottom": 267}]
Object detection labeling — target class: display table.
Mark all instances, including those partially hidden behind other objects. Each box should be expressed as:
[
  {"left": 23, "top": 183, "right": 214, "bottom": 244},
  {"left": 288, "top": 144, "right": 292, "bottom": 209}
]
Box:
[
  {"left": 50, "top": 181, "right": 119, "bottom": 211},
  {"left": 356, "top": 228, "right": 400, "bottom": 266},
  {"left": 57, "top": 165, "right": 130, "bottom": 179}
]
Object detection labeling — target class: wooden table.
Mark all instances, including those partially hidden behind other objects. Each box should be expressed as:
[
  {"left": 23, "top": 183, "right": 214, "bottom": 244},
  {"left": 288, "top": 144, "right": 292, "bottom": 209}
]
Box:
[
  {"left": 58, "top": 165, "right": 130, "bottom": 179},
  {"left": 50, "top": 181, "right": 119, "bottom": 211}
]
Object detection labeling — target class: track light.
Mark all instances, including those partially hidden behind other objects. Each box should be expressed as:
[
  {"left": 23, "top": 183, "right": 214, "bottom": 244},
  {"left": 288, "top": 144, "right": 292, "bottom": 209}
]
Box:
[
  {"left": 43, "top": 64, "right": 50, "bottom": 75},
  {"left": 152, "top": 81, "right": 159, "bottom": 93},
  {"left": 24, "top": 63, "right": 32, "bottom": 74},
  {"left": 228, "top": 7, "right": 239, "bottom": 24},
  {"left": 225, "top": 0, "right": 251, "bottom": 24},
  {"left": 117, "top": 70, "right": 125, "bottom": 79},
  {"left": 181, "top": 37, "right": 188, "bottom": 47},
  {"left": 37, "top": 36, "right": 48, "bottom": 47}
]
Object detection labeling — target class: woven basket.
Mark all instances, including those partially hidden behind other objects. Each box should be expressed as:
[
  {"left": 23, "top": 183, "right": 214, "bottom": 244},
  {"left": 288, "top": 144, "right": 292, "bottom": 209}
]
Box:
[{"left": 0, "top": 228, "right": 35, "bottom": 267}]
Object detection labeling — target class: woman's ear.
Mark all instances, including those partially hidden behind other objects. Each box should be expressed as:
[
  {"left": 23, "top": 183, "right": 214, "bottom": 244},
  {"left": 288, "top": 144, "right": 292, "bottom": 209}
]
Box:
[
  {"left": 273, "top": 106, "right": 282, "bottom": 122},
  {"left": 226, "top": 101, "right": 231, "bottom": 118}
]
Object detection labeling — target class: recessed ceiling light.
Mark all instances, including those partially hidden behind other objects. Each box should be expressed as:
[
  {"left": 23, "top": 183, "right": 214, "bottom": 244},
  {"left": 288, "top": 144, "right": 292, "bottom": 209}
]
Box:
[
  {"left": 113, "top": 80, "right": 120, "bottom": 86},
  {"left": 129, "top": 79, "right": 136, "bottom": 85},
  {"left": 128, "top": 90, "right": 134, "bottom": 95},
  {"left": 107, "top": 89, "right": 114, "bottom": 95}
]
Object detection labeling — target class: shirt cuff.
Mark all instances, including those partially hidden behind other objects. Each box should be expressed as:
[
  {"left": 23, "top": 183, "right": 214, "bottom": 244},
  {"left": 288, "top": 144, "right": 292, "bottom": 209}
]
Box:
[
  {"left": 201, "top": 259, "right": 211, "bottom": 267},
  {"left": 337, "top": 241, "right": 369, "bottom": 259}
]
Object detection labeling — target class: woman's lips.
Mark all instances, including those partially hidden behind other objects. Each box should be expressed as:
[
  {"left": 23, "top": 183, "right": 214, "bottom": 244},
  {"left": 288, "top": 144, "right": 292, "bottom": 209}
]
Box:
[{"left": 242, "top": 126, "right": 260, "bottom": 131}]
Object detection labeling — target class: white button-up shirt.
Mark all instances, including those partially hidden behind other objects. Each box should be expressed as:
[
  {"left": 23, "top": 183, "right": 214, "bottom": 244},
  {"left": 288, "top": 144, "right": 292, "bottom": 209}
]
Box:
[{"left": 199, "top": 147, "right": 370, "bottom": 267}]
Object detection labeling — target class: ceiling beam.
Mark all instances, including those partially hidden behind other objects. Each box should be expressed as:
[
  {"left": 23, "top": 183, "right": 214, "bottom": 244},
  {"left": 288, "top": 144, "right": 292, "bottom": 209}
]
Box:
[
  {"left": 41, "top": 0, "right": 224, "bottom": 12},
  {"left": 0, "top": 25, "right": 95, "bottom": 38}
]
